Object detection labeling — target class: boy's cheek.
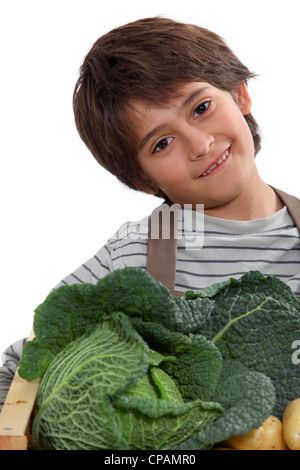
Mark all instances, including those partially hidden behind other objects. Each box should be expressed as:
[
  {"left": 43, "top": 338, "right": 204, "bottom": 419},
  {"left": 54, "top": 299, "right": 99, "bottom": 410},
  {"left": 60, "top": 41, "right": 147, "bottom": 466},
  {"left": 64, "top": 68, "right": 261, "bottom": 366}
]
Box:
[
  {"left": 149, "top": 162, "right": 185, "bottom": 187},
  {"left": 160, "top": 170, "right": 185, "bottom": 187}
]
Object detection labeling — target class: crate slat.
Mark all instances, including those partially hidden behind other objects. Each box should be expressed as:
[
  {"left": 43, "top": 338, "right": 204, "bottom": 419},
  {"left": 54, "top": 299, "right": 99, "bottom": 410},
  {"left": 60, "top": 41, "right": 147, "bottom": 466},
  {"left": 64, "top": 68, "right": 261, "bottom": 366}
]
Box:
[{"left": 0, "top": 328, "right": 40, "bottom": 449}]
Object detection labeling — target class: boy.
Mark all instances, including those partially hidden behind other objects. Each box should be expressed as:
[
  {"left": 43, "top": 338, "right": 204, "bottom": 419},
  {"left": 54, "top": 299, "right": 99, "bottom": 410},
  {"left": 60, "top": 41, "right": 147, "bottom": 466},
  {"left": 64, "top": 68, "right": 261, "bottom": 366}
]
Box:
[{"left": 1, "top": 17, "right": 300, "bottom": 409}]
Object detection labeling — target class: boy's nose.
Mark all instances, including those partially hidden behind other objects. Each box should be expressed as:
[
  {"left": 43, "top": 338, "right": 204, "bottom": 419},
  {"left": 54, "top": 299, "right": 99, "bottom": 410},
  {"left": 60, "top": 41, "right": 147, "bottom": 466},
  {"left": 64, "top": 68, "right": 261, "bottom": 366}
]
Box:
[{"left": 185, "top": 127, "right": 214, "bottom": 159}]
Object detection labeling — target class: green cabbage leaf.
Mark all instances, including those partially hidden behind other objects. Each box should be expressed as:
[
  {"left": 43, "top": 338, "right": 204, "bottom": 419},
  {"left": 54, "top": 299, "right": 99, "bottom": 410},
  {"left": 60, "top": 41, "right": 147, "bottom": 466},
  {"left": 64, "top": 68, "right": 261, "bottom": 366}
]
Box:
[
  {"left": 32, "top": 312, "right": 223, "bottom": 450},
  {"left": 183, "top": 270, "right": 300, "bottom": 417},
  {"left": 18, "top": 267, "right": 300, "bottom": 450}
]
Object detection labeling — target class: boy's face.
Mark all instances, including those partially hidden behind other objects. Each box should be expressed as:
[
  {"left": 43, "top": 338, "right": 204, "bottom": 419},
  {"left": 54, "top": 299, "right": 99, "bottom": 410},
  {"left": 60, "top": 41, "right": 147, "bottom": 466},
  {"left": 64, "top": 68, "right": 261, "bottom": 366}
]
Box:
[{"left": 129, "top": 81, "right": 256, "bottom": 211}]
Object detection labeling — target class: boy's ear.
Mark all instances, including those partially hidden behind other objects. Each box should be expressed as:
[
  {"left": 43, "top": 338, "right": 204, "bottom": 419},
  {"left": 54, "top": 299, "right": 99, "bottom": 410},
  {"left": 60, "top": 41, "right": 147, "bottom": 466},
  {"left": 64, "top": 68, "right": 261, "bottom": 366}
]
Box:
[{"left": 232, "top": 82, "right": 252, "bottom": 115}]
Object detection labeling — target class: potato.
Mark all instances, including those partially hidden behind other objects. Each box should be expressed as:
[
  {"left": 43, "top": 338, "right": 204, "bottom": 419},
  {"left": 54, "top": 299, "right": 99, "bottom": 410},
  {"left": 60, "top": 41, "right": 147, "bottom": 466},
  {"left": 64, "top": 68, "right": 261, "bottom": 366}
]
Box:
[
  {"left": 224, "top": 415, "right": 287, "bottom": 450},
  {"left": 224, "top": 426, "right": 265, "bottom": 450},
  {"left": 258, "top": 415, "right": 287, "bottom": 450},
  {"left": 282, "top": 398, "right": 300, "bottom": 450}
]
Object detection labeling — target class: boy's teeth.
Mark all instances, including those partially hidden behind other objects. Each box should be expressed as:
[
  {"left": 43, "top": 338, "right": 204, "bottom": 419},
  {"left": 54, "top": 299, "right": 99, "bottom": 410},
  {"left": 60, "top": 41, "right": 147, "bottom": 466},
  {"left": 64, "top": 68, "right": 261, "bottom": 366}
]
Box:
[{"left": 202, "top": 149, "right": 229, "bottom": 176}]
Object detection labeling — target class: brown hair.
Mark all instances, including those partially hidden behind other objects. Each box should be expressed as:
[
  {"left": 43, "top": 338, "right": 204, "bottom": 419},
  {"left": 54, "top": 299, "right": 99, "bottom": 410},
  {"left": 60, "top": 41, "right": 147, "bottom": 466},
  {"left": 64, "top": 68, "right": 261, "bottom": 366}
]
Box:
[{"left": 73, "top": 17, "right": 261, "bottom": 198}]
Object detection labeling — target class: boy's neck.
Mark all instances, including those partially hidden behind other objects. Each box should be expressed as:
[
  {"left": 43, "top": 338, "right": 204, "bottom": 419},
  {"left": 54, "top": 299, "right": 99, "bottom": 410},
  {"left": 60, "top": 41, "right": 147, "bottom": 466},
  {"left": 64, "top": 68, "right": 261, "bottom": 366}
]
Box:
[{"left": 203, "top": 174, "right": 283, "bottom": 221}]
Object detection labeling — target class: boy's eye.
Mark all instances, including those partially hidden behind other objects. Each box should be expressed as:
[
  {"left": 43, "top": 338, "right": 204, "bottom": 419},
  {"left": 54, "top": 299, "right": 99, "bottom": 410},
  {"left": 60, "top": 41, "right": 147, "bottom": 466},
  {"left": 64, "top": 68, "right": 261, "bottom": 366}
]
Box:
[
  {"left": 153, "top": 137, "right": 173, "bottom": 153},
  {"left": 193, "top": 101, "right": 210, "bottom": 118}
]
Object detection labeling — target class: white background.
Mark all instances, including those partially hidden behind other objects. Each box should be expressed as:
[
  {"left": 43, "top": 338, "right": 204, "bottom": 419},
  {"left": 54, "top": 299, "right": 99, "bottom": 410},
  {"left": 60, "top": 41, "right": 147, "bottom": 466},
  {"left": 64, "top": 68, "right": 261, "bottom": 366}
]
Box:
[{"left": 1, "top": 0, "right": 299, "bottom": 354}]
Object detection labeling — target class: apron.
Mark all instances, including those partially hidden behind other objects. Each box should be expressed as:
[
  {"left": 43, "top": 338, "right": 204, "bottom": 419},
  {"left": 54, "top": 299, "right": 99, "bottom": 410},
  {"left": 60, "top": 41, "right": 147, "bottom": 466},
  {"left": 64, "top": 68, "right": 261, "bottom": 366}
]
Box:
[{"left": 146, "top": 187, "right": 300, "bottom": 297}]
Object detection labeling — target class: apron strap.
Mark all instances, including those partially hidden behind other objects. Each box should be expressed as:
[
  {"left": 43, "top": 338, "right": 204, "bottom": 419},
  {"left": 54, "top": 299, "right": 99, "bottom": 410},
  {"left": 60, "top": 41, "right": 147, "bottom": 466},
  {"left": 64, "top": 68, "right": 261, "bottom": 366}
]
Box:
[
  {"left": 272, "top": 186, "right": 300, "bottom": 233},
  {"left": 146, "top": 203, "right": 182, "bottom": 295}
]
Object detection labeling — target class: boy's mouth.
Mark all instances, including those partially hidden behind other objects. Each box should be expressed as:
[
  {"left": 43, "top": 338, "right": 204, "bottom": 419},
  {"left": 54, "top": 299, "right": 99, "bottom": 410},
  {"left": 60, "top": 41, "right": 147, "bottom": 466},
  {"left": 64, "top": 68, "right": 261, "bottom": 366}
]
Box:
[{"left": 199, "top": 147, "right": 230, "bottom": 177}]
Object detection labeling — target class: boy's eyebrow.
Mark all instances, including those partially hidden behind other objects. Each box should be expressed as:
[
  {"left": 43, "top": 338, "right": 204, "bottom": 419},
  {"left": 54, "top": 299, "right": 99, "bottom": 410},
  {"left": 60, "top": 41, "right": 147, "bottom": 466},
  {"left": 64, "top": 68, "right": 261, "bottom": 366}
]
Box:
[
  {"left": 181, "top": 86, "right": 210, "bottom": 110},
  {"left": 139, "top": 86, "right": 210, "bottom": 150},
  {"left": 139, "top": 125, "right": 166, "bottom": 151}
]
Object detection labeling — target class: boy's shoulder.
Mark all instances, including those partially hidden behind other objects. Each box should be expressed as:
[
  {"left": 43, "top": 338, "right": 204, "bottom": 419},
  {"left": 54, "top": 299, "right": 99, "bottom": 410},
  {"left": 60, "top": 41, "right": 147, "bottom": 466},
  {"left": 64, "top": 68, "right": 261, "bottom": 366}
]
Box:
[{"left": 108, "top": 214, "right": 150, "bottom": 247}]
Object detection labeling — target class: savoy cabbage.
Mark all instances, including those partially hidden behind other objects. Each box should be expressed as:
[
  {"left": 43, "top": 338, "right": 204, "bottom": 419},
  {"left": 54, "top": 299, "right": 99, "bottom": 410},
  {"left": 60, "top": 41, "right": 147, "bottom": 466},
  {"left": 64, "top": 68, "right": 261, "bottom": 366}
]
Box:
[{"left": 19, "top": 267, "right": 300, "bottom": 450}]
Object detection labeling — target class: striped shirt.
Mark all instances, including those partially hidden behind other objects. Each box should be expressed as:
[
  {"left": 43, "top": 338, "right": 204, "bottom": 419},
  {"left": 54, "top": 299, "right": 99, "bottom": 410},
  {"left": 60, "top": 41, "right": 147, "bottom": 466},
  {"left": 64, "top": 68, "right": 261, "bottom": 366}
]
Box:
[
  {"left": 1, "top": 205, "right": 300, "bottom": 411},
  {"left": 56, "top": 205, "right": 300, "bottom": 295}
]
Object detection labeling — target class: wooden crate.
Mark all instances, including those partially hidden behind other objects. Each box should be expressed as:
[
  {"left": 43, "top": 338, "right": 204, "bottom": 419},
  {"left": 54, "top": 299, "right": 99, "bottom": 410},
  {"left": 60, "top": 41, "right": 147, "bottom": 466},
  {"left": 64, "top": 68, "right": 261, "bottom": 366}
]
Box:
[{"left": 0, "top": 329, "right": 40, "bottom": 450}]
